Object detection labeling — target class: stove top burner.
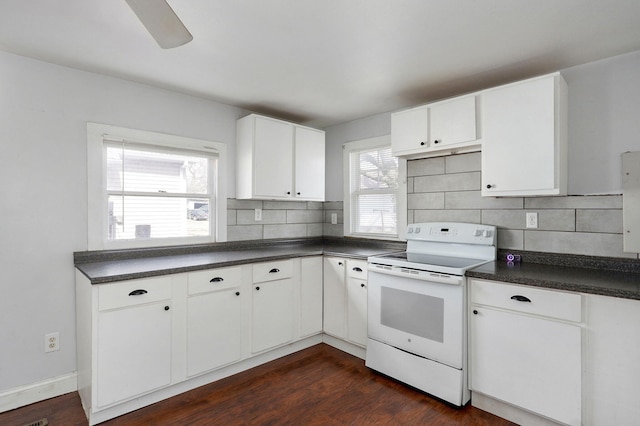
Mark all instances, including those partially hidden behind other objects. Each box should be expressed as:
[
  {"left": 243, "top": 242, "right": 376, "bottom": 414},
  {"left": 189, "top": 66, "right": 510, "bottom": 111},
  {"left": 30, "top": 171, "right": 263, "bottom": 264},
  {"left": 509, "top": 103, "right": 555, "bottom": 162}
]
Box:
[
  {"left": 368, "top": 222, "right": 497, "bottom": 276},
  {"left": 370, "top": 251, "right": 490, "bottom": 274}
]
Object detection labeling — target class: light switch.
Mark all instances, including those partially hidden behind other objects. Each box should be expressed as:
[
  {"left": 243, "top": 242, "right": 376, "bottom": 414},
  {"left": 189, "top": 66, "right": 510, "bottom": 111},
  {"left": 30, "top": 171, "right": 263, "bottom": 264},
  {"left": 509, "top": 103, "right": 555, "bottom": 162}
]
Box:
[{"left": 255, "top": 208, "right": 262, "bottom": 221}]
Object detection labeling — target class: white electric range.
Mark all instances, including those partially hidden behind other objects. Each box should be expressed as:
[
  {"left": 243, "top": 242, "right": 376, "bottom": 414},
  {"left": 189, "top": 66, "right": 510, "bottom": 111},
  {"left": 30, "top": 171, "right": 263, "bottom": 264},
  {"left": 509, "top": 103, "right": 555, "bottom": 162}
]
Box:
[{"left": 366, "top": 222, "right": 497, "bottom": 406}]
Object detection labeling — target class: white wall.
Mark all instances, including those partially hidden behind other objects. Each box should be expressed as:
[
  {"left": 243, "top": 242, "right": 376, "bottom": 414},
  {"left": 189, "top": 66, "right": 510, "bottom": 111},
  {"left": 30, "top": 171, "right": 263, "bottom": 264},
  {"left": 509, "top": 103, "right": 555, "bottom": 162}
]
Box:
[
  {"left": 563, "top": 50, "right": 640, "bottom": 195},
  {"left": 324, "top": 112, "right": 391, "bottom": 201},
  {"left": 324, "top": 49, "right": 640, "bottom": 199},
  {"left": 0, "top": 51, "right": 244, "bottom": 393}
]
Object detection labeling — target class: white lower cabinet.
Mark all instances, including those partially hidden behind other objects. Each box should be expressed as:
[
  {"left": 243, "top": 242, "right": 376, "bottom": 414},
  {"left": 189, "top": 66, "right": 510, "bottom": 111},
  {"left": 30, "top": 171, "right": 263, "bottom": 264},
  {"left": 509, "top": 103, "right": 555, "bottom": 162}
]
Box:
[
  {"left": 469, "top": 278, "right": 582, "bottom": 426},
  {"left": 251, "top": 260, "right": 295, "bottom": 353},
  {"left": 323, "top": 257, "right": 346, "bottom": 339},
  {"left": 346, "top": 260, "right": 368, "bottom": 347},
  {"left": 299, "top": 256, "right": 323, "bottom": 337},
  {"left": 186, "top": 267, "right": 243, "bottom": 377},
  {"left": 585, "top": 294, "right": 640, "bottom": 425},
  {"left": 323, "top": 257, "right": 368, "bottom": 348},
  {"left": 96, "top": 276, "right": 173, "bottom": 408},
  {"left": 97, "top": 296, "right": 173, "bottom": 407},
  {"left": 76, "top": 256, "right": 324, "bottom": 425}
]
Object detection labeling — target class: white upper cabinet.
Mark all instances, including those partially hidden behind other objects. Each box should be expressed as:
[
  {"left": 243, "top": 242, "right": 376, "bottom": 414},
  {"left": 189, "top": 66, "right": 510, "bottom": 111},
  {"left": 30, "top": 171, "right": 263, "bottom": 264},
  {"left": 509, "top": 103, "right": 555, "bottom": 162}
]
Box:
[
  {"left": 391, "top": 105, "right": 430, "bottom": 154},
  {"left": 294, "top": 126, "right": 325, "bottom": 200},
  {"left": 236, "top": 114, "right": 325, "bottom": 201},
  {"left": 429, "top": 95, "right": 477, "bottom": 147},
  {"left": 481, "top": 73, "right": 568, "bottom": 197},
  {"left": 391, "top": 94, "right": 478, "bottom": 157}
]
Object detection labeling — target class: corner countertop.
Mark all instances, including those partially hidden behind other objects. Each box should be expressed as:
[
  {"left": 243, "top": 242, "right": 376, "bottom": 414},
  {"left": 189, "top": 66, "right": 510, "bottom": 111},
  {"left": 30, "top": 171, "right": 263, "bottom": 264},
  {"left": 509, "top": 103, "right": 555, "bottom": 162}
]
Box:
[
  {"left": 74, "top": 237, "right": 406, "bottom": 284},
  {"left": 467, "top": 250, "right": 640, "bottom": 300}
]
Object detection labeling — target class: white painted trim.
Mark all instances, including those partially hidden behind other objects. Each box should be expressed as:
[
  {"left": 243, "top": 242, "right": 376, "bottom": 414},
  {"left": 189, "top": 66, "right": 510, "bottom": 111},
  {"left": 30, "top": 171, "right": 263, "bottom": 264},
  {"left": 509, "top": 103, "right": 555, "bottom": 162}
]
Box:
[
  {"left": 0, "top": 372, "right": 77, "bottom": 413},
  {"left": 342, "top": 135, "right": 407, "bottom": 241},
  {"left": 86, "top": 122, "right": 227, "bottom": 250},
  {"left": 322, "top": 335, "right": 366, "bottom": 360}
]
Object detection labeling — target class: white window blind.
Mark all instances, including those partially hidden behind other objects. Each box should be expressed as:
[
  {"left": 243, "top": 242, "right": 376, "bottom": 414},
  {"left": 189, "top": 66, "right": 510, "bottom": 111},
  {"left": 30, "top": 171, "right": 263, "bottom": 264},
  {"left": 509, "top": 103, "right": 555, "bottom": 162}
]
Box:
[
  {"left": 350, "top": 145, "right": 400, "bottom": 236},
  {"left": 105, "top": 142, "right": 216, "bottom": 242}
]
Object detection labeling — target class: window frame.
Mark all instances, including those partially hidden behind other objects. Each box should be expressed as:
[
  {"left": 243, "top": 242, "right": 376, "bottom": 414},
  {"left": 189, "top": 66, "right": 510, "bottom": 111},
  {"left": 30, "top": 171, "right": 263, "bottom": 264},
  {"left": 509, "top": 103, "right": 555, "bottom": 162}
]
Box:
[
  {"left": 343, "top": 135, "right": 406, "bottom": 241},
  {"left": 87, "top": 122, "right": 227, "bottom": 250}
]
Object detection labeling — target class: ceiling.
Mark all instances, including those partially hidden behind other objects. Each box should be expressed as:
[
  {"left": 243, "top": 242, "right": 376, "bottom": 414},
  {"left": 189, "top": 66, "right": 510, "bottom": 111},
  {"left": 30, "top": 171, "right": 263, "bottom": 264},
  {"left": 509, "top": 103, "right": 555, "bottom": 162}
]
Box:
[{"left": 1, "top": 1, "right": 640, "bottom": 128}]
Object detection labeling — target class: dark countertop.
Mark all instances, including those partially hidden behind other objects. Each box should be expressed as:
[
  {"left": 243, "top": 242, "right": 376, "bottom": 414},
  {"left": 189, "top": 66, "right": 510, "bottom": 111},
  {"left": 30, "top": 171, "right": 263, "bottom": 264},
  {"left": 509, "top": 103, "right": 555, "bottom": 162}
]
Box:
[
  {"left": 75, "top": 237, "right": 405, "bottom": 284},
  {"left": 75, "top": 239, "right": 640, "bottom": 300},
  {"left": 467, "top": 250, "right": 640, "bottom": 300}
]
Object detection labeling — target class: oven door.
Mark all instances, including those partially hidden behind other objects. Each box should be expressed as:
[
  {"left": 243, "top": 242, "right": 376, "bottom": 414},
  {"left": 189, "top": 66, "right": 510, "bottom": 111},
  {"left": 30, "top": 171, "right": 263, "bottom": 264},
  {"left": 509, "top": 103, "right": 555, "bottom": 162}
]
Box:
[{"left": 367, "top": 265, "right": 465, "bottom": 369}]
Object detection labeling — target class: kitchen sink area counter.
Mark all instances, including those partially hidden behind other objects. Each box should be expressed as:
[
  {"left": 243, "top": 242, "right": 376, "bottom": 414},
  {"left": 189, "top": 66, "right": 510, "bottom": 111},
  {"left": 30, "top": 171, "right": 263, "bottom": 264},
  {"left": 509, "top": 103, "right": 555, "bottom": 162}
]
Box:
[{"left": 467, "top": 250, "right": 640, "bottom": 300}]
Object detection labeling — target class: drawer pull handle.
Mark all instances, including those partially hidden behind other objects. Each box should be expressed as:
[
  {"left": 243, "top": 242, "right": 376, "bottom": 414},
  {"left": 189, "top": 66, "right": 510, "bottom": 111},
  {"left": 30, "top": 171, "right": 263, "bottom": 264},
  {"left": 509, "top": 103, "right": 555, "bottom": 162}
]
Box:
[
  {"left": 164, "top": 305, "right": 170, "bottom": 311},
  {"left": 473, "top": 309, "right": 478, "bottom": 315},
  {"left": 235, "top": 291, "right": 240, "bottom": 296},
  {"left": 255, "top": 286, "right": 260, "bottom": 291},
  {"left": 353, "top": 267, "right": 363, "bottom": 272},
  {"left": 269, "top": 268, "right": 280, "bottom": 273},
  {"left": 360, "top": 283, "right": 366, "bottom": 288},
  {"left": 128, "top": 289, "right": 148, "bottom": 296},
  {"left": 510, "top": 295, "right": 531, "bottom": 303},
  {"left": 210, "top": 277, "right": 224, "bottom": 283}
]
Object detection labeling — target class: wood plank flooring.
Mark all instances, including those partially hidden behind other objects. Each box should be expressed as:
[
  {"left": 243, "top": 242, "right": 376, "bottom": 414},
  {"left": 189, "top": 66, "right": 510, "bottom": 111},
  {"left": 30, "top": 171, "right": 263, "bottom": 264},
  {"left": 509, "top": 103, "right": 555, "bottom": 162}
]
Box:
[{"left": 0, "top": 344, "right": 515, "bottom": 425}]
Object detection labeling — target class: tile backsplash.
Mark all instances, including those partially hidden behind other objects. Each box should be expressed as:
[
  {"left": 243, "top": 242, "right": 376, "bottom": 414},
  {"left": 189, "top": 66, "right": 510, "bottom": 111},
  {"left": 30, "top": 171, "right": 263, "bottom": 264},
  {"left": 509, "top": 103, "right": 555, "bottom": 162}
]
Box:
[
  {"left": 228, "top": 151, "right": 636, "bottom": 260},
  {"left": 408, "top": 152, "right": 634, "bottom": 259},
  {"left": 227, "top": 199, "right": 325, "bottom": 241}
]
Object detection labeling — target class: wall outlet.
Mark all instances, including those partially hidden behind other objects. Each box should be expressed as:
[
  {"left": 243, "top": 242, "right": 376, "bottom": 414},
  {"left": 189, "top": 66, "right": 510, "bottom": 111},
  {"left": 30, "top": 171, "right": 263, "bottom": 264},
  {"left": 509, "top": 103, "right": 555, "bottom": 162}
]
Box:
[
  {"left": 254, "top": 208, "right": 262, "bottom": 221},
  {"left": 526, "top": 212, "right": 538, "bottom": 229},
  {"left": 331, "top": 213, "right": 338, "bottom": 225},
  {"left": 45, "top": 332, "right": 59, "bottom": 353}
]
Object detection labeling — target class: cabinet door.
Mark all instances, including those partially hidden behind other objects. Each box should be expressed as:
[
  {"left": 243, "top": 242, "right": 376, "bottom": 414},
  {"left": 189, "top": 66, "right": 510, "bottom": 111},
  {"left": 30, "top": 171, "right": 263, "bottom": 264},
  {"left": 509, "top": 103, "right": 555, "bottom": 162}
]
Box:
[
  {"left": 470, "top": 307, "right": 581, "bottom": 425},
  {"left": 251, "top": 278, "right": 294, "bottom": 353},
  {"left": 391, "top": 106, "right": 430, "bottom": 155},
  {"left": 346, "top": 276, "right": 367, "bottom": 347},
  {"left": 97, "top": 301, "right": 172, "bottom": 407},
  {"left": 253, "top": 116, "right": 294, "bottom": 198},
  {"left": 430, "top": 95, "right": 476, "bottom": 147},
  {"left": 586, "top": 295, "right": 640, "bottom": 425},
  {"left": 187, "top": 288, "right": 242, "bottom": 377},
  {"left": 300, "top": 257, "right": 323, "bottom": 337},
  {"left": 294, "top": 127, "right": 325, "bottom": 201},
  {"left": 323, "top": 257, "right": 346, "bottom": 339},
  {"left": 482, "top": 74, "right": 565, "bottom": 196}
]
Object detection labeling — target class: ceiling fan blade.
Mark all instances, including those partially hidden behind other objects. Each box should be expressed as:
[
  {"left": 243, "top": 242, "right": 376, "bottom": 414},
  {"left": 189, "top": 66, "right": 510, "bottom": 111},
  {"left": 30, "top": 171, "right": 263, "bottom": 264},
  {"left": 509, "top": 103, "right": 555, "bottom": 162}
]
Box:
[{"left": 125, "top": 0, "right": 193, "bottom": 49}]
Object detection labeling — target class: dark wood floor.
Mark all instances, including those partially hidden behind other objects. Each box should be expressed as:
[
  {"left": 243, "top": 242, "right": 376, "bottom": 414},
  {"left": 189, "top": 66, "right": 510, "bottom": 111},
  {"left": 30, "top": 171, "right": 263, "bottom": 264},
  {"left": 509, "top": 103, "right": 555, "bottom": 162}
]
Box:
[{"left": 1, "top": 344, "right": 515, "bottom": 425}]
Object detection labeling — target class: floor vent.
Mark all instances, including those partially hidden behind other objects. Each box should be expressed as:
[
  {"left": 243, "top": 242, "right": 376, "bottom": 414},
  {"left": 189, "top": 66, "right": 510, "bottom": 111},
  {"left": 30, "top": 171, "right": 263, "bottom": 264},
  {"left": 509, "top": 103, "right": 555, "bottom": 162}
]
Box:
[{"left": 24, "top": 419, "right": 48, "bottom": 426}]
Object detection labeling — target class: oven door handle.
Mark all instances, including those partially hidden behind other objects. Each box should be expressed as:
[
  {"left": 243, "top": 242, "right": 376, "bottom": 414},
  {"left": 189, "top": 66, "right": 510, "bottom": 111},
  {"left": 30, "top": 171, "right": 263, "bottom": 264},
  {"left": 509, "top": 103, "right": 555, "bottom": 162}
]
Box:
[{"left": 367, "top": 264, "right": 463, "bottom": 286}]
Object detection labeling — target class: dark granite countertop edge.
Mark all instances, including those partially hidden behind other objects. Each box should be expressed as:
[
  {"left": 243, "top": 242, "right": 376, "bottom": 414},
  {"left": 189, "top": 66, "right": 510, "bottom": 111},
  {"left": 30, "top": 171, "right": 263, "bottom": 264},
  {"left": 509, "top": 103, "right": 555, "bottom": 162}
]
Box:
[
  {"left": 75, "top": 237, "right": 406, "bottom": 284},
  {"left": 466, "top": 269, "right": 640, "bottom": 301},
  {"left": 496, "top": 249, "right": 640, "bottom": 273},
  {"left": 468, "top": 249, "right": 640, "bottom": 301},
  {"left": 84, "top": 250, "right": 326, "bottom": 284}
]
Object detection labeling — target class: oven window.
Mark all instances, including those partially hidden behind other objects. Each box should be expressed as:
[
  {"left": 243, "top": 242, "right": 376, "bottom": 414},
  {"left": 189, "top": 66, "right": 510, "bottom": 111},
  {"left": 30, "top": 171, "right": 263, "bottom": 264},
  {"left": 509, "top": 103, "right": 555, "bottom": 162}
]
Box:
[{"left": 380, "top": 286, "right": 444, "bottom": 343}]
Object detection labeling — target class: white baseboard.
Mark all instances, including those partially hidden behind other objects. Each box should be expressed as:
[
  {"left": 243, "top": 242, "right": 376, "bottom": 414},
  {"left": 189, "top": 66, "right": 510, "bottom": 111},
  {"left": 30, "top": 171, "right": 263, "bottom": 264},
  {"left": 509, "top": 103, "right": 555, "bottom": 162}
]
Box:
[
  {"left": 0, "top": 372, "right": 77, "bottom": 413},
  {"left": 322, "top": 335, "right": 366, "bottom": 360}
]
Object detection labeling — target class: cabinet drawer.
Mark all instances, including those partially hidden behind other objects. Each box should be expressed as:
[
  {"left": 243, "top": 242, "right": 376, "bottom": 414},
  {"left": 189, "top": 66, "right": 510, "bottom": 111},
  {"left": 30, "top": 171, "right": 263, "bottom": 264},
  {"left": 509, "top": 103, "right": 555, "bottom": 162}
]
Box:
[
  {"left": 253, "top": 259, "right": 294, "bottom": 283},
  {"left": 470, "top": 278, "right": 581, "bottom": 322},
  {"left": 347, "top": 259, "right": 368, "bottom": 279},
  {"left": 188, "top": 266, "right": 242, "bottom": 295},
  {"left": 99, "top": 276, "right": 172, "bottom": 311}
]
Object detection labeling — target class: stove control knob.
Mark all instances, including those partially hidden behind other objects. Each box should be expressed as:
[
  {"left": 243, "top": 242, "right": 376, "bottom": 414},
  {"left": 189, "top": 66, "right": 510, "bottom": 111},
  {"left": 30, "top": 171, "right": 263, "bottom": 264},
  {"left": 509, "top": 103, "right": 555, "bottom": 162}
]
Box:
[
  {"left": 482, "top": 230, "right": 493, "bottom": 237},
  {"left": 474, "top": 229, "right": 482, "bottom": 237},
  {"left": 415, "top": 227, "right": 421, "bottom": 234},
  {"left": 407, "top": 227, "right": 414, "bottom": 234}
]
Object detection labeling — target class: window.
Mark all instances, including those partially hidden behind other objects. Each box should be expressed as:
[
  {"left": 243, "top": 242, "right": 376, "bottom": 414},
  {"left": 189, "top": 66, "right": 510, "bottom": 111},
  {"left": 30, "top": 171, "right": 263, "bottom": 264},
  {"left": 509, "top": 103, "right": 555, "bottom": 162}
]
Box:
[
  {"left": 88, "top": 123, "right": 227, "bottom": 249},
  {"left": 343, "top": 136, "right": 406, "bottom": 240}
]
